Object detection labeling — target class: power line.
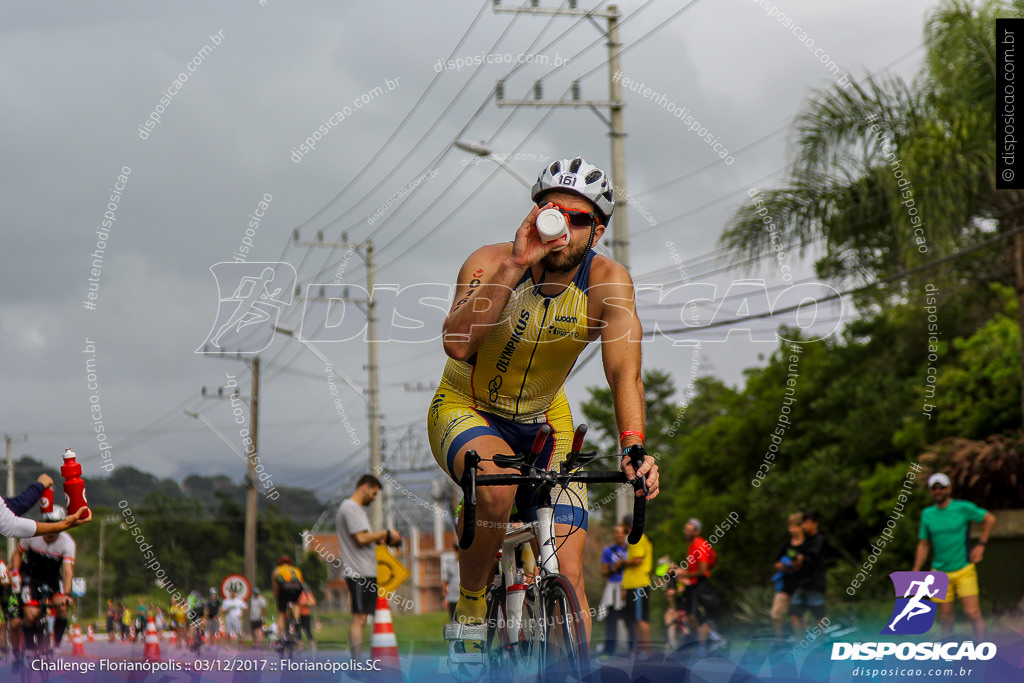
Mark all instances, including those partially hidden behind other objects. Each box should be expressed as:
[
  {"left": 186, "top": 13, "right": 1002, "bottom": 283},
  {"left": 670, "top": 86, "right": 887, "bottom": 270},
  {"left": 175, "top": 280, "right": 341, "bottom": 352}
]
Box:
[
  {"left": 377, "top": 98, "right": 564, "bottom": 272},
  {"left": 649, "top": 212, "right": 1024, "bottom": 337},
  {"left": 278, "top": 1, "right": 494, "bottom": 242},
  {"left": 570, "top": 0, "right": 708, "bottom": 83},
  {"left": 629, "top": 41, "right": 926, "bottom": 199},
  {"left": 369, "top": 0, "right": 673, "bottom": 263}
]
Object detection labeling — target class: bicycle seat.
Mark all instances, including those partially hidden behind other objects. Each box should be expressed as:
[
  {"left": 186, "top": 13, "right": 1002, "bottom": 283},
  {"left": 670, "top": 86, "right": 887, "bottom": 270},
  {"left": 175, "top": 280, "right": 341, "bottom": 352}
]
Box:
[{"left": 492, "top": 453, "right": 526, "bottom": 469}]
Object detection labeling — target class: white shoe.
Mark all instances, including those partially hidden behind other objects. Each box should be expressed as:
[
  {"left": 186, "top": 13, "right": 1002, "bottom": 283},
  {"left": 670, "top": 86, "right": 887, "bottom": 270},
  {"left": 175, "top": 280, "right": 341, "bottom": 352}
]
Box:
[{"left": 445, "top": 621, "right": 487, "bottom": 679}]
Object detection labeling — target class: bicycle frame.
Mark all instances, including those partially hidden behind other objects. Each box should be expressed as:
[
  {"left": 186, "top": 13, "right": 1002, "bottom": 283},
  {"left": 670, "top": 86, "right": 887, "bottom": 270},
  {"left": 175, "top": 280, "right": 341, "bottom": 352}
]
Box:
[{"left": 455, "top": 423, "right": 649, "bottom": 678}]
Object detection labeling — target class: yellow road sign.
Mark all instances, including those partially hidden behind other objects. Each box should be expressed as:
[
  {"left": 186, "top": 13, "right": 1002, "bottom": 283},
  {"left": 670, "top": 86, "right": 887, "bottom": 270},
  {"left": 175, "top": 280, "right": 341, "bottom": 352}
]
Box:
[{"left": 376, "top": 545, "right": 410, "bottom": 595}]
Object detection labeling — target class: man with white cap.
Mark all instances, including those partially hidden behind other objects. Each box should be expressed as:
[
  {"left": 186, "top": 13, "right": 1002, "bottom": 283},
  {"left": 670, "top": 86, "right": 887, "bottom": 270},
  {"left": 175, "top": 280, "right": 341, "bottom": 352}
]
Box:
[{"left": 913, "top": 472, "right": 996, "bottom": 639}]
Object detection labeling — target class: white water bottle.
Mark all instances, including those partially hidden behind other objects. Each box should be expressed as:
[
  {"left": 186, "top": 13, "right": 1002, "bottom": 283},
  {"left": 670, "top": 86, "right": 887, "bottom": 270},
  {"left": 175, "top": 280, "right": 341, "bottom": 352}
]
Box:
[
  {"left": 506, "top": 570, "right": 527, "bottom": 642},
  {"left": 536, "top": 209, "right": 569, "bottom": 251}
]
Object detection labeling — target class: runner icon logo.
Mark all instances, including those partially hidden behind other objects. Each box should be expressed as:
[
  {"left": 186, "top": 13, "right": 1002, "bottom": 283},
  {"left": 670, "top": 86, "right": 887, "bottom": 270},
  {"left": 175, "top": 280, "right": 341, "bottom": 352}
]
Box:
[
  {"left": 197, "top": 262, "right": 296, "bottom": 354},
  {"left": 881, "top": 571, "right": 949, "bottom": 635}
]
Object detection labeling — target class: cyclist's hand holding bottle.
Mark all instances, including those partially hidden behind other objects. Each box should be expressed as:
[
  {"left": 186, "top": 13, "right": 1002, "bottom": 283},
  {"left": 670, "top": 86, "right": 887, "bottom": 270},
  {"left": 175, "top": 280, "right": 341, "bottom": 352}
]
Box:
[{"left": 509, "top": 202, "right": 565, "bottom": 269}]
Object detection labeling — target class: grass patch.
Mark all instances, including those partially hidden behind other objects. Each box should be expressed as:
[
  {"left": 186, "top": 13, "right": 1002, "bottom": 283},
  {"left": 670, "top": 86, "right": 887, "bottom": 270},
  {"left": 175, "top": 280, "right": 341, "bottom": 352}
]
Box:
[{"left": 312, "top": 610, "right": 450, "bottom": 655}]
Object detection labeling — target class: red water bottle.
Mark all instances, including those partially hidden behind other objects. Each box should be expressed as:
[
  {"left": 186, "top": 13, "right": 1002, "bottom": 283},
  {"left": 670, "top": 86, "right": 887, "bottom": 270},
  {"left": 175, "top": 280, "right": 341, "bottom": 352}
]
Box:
[
  {"left": 60, "top": 448, "right": 88, "bottom": 515},
  {"left": 39, "top": 486, "right": 54, "bottom": 515}
]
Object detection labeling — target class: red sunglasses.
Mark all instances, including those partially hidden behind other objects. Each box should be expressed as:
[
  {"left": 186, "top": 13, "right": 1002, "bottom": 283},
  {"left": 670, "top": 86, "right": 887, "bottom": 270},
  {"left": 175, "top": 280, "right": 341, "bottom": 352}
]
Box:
[{"left": 538, "top": 202, "right": 597, "bottom": 228}]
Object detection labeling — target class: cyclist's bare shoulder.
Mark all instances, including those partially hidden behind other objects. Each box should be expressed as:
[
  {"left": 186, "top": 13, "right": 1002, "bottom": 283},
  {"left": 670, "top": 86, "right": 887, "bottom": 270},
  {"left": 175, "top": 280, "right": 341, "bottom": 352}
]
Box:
[
  {"left": 588, "top": 253, "right": 634, "bottom": 289},
  {"left": 586, "top": 255, "right": 638, "bottom": 325}
]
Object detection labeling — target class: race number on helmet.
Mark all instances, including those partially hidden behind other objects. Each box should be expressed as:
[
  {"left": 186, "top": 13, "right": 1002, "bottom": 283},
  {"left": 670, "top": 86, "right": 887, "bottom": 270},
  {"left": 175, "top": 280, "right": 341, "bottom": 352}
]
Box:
[{"left": 532, "top": 157, "right": 614, "bottom": 224}]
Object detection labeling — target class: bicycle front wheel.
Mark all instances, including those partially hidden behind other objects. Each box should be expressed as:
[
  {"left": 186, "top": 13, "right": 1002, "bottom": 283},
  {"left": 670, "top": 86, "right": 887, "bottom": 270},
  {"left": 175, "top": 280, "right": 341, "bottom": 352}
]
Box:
[{"left": 538, "top": 574, "right": 589, "bottom": 681}]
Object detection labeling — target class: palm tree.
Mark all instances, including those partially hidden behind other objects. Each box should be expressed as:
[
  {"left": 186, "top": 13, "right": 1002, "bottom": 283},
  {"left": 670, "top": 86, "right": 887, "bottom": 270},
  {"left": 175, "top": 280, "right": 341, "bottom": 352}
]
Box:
[{"left": 721, "top": 0, "right": 1024, "bottom": 423}]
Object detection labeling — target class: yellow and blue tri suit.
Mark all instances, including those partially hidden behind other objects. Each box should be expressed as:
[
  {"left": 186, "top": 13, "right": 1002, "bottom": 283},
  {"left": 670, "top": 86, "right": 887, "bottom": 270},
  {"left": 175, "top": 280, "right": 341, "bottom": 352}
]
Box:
[{"left": 428, "top": 250, "right": 597, "bottom": 529}]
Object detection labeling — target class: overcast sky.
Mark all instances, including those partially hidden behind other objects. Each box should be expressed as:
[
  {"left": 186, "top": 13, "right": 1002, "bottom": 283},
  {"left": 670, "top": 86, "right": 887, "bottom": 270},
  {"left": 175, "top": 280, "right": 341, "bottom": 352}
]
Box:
[{"left": 0, "top": 0, "right": 942, "bottom": 502}]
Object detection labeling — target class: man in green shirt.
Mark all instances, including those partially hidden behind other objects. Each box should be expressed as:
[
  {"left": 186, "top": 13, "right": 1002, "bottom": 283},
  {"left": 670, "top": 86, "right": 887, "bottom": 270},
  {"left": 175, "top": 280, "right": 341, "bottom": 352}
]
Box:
[{"left": 913, "top": 473, "right": 996, "bottom": 639}]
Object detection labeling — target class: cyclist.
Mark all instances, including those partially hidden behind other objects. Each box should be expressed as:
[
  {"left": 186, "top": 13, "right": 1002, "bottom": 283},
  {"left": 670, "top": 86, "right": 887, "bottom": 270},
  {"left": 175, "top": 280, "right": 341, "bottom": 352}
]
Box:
[
  {"left": 9, "top": 505, "right": 78, "bottom": 654},
  {"left": 185, "top": 590, "right": 205, "bottom": 651},
  {"left": 428, "top": 157, "right": 660, "bottom": 657},
  {"left": 270, "top": 556, "right": 304, "bottom": 644}
]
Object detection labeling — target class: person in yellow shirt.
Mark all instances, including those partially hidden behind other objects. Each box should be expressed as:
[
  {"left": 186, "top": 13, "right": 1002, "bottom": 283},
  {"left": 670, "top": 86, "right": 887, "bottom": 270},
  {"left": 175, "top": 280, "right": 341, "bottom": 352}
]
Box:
[
  {"left": 168, "top": 602, "right": 186, "bottom": 647},
  {"left": 270, "top": 556, "right": 305, "bottom": 642},
  {"left": 120, "top": 603, "right": 132, "bottom": 640},
  {"left": 620, "top": 514, "right": 652, "bottom": 657}
]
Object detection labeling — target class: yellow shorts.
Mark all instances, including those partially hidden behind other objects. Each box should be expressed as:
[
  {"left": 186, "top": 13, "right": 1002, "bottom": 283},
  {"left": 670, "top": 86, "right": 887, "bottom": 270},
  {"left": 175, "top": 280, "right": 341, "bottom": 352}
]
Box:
[
  {"left": 936, "top": 563, "right": 979, "bottom": 602},
  {"left": 427, "top": 383, "right": 589, "bottom": 529}
]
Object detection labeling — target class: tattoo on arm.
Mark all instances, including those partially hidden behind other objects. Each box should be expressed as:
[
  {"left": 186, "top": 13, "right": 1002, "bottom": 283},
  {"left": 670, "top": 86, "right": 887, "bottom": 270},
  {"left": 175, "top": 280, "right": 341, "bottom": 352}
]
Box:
[{"left": 451, "top": 268, "right": 485, "bottom": 314}]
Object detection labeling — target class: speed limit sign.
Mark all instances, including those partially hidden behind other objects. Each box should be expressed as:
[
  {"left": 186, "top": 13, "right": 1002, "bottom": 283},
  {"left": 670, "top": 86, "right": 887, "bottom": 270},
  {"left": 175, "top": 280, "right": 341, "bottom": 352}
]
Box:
[{"left": 221, "top": 574, "right": 251, "bottom": 601}]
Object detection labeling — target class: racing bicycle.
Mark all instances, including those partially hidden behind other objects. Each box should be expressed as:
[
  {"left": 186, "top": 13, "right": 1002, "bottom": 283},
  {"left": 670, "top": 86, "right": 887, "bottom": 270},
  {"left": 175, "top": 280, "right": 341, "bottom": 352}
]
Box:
[
  {"left": 447, "top": 423, "right": 648, "bottom": 681},
  {"left": 274, "top": 602, "right": 301, "bottom": 660},
  {"left": 186, "top": 606, "right": 204, "bottom": 656}
]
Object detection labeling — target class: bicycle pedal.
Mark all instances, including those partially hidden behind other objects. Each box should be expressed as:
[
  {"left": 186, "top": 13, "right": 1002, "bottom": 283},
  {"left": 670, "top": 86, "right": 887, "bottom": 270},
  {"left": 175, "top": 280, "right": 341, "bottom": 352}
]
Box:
[
  {"left": 445, "top": 622, "right": 487, "bottom": 667},
  {"left": 447, "top": 639, "right": 485, "bottom": 665}
]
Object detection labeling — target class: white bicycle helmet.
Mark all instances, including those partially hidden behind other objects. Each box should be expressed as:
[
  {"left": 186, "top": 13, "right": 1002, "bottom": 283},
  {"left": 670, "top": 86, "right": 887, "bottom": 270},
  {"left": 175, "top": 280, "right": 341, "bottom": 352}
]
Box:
[
  {"left": 532, "top": 157, "right": 614, "bottom": 224},
  {"left": 44, "top": 504, "right": 67, "bottom": 522}
]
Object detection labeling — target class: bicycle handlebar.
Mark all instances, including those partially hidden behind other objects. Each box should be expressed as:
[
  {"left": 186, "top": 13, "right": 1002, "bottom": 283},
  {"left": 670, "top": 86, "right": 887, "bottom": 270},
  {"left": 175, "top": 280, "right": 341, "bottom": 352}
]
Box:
[
  {"left": 457, "top": 425, "right": 648, "bottom": 550},
  {"left": 625, "top": 445, "right": 649, "bottom": 546}
]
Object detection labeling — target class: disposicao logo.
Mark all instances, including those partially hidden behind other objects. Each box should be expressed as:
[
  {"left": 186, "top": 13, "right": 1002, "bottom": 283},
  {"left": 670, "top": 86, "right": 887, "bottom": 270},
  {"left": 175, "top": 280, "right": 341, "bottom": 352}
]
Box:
[
  {"left": 882, "top": 571, "right": 948, "bottom": 635},
  {"left": 831, "top": 571, "right": 997, "bottom": 663}
]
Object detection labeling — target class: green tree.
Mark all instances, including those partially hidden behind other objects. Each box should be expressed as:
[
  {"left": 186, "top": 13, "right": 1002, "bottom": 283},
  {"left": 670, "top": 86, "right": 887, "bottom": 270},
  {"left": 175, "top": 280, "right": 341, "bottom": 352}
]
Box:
[
  {"left": 722, "top": 0, "right": 1024, "bottom": 424},
  {"left": 579, "top": 367, "right": 682, "bottom": 457},
  {"left": 931, "top": 285, "right": 1021, "bottom": 437},
  {"left": 298, "top": 550, "right": 328, "bottom": 599},
  {"left": 580, "top": 369, "right": 683, "bottom": 523}
]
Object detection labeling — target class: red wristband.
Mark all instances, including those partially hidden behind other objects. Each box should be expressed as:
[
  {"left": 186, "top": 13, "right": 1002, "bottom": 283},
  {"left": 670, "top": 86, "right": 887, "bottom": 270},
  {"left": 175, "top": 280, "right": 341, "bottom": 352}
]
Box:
[{"left": 619, "top": 430, "right": 644, "bottom": 444}]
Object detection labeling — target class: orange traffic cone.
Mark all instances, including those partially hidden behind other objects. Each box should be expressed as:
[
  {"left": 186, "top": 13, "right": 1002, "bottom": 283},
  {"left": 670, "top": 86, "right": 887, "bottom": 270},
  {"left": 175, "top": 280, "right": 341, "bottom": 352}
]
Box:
[
  {"left": 71, "top": 625, "right": 85, "bottom": 656},
  {"left": 370, "top": 594, "right": 400, "bottom": 669},
  {"left": 86, "top": 625, "right": 95, "bottom": 643},
  {"left": 169, "top": 629, "right": 177, "bottom": 647},
  {"left": 143, "top": 616, "right": 161, "bottom": 661}
]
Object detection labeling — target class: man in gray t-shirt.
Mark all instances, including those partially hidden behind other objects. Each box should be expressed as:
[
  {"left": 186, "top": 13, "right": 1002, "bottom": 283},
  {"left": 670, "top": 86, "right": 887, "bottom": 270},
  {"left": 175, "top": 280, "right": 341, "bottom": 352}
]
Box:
[{"left": 335, "top": 474, "right": 402, "bottom": 659}]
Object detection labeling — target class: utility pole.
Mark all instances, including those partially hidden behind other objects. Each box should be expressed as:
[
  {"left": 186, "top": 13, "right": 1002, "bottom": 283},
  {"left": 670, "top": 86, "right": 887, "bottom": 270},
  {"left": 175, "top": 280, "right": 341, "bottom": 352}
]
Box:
[
  {"left": 245, "top": 357, "right": 259, "bottom": 602},
  {"left": 193, "top": 359, "right": 259, "bottom": 621},
  {"left": 493, "top": 1, "right": 633, "bottom": 521},
  {"left": 493, "top": 2, "right": 630, "bottom": 266},
  {"left": 3, "top": 433, "right": 27, "bottom": 559},
  {"left": 606, "top": 6, "right": 630, "bottom": 268},
  {"left": 365, "top": 242, "right": 384, "bottom": 531},
  {"left": 295, "top": 232, "right": 384, "bottom": 529},
  {"left": 97, "top": 516, "right": 110, "bottom": 620}
]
